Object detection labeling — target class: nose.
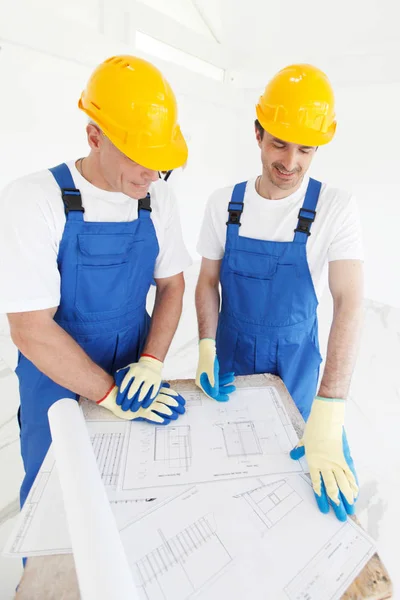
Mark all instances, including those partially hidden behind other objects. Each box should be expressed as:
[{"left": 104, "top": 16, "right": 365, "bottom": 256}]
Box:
[
  {"left": 142, "top": 168, "right": 159, "bottom": 183},
  {"left": 281, "top": 147, "right": 298, "bottom": 172}
]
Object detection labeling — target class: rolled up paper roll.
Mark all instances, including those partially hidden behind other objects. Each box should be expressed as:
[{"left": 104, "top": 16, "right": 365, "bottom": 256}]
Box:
[{"left": 48, "top": 398, "right": 138, "bottom": 600}]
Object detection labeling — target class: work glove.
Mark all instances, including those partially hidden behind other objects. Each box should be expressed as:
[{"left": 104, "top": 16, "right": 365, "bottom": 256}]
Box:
[
  {"left": 290, "top": 396, "right": 358, "bottom": 522},
  {"left": 97, "top": 383, "right": 186, "bottom": 425},
  {"left": 195, "top": 338, "right": 236, "bottom": 402},
  {"left": 114, "top": 355, "right": 163, "bottom": 412}
]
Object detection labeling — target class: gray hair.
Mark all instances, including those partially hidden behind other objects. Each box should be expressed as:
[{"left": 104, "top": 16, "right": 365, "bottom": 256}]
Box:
[{"left": 87, "top": 119, "right": 103, "bottom": 133}]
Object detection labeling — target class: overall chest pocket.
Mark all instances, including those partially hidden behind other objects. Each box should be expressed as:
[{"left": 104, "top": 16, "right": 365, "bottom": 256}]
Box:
[
  {"left": 76, "top": 233, "right": 142, "bottom": 315},
  {"left": 224, "top": 250, "right": 294, "bottom": 325},
  {"left": 228, "top": 251, "right": 278, "bottom": 279}
]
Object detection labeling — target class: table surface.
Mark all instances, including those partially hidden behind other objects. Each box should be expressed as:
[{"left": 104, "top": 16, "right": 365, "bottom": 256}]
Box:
[{"left": 15, "top": 374, "right": 393, "bottom": 600}]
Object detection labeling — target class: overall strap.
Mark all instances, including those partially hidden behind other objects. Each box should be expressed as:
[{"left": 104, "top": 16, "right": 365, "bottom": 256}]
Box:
[
  {"left": 138, "top": 193, "right": 152, "bottom": 219},
  {"left": 293, "top": 178, "right": 322, "bottom": 244},
  {"left": 49, "top": 163, "right": 84, "bottom": 221},
  {"left": 163, "top": 170, "right": 173, "bottom": 181},
  {"left": 226, "top": 181, "right": 247, "bottom": 243}
]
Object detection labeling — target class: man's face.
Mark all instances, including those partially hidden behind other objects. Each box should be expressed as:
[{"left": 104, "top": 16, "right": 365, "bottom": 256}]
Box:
[
  {"left": 256, "top": 129, "right": 317, "bottom": 192},
  {"left": 88, "top": 124, "right": 159, "bottom": 198}
]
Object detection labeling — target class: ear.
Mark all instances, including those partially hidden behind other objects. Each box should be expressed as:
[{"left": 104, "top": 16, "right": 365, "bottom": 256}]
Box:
[
  {"left": 254, "top": 126, "right": 263, "bottom": 148},
  {"left": 86, "top": 123, "right": 103, "bottom": 152}
]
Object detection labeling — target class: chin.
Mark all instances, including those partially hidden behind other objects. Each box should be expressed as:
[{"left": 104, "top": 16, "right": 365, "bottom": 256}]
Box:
[
  {"left": 124, "top": 184, "right": 148, "bottom": 198},
  {"left": 274, "top": 175, "right": 301, "bottom": 191},
  {"left": 273, "top": 179, "right": 295, "bottom": 191}
]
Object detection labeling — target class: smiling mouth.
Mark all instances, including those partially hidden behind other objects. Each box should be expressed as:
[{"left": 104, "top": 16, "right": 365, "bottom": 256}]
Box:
[{"left": 275, "top": 166, "right": 296, "bottom": 176}]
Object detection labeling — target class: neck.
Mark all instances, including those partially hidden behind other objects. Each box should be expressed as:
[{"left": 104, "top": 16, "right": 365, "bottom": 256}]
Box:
[
  {"left": 257, "top": 171, "right": 304, "bottom": 200},
  {"left": 76, "top": 154, "right": 114, "bottom": 192}
]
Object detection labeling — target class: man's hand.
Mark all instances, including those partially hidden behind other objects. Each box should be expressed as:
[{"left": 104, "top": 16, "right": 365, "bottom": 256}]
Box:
[
  {"left": 97, "top": 383, "right": 186, "bottom": 425},
  {"left": 114, "top": 355, "right": 163, "bottom": 411},
  {"left": 195, "top": 338, "right": 236, "bottom": 402},
  {"left": 290, "top": 396, "right": 358, "bottom": 521}
]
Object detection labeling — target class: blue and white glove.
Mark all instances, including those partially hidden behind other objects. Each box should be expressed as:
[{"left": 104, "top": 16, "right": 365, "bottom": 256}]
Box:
[
  {"left": 195, "top": 338, "right": 236, "bottom": 402},
  {"left": 98, "top": 383, "right": 185, "bottom": 425},
  {"left": 290, "top": 396, "right": 359, "bottom": 521},
  {"left": 114, "top": 355, "right": 163, "bottom": 412}
]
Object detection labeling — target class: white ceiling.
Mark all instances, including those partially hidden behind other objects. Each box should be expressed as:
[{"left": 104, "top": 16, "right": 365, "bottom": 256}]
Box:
[
  {"left": 17, "top": 0, "right": 400, "bottom": 89},
  {"left": 140, "top": 0, "right": 400, "bottom": 88},
  {"left": 221, "top": 0, "right": 400, "bottom": 87}
]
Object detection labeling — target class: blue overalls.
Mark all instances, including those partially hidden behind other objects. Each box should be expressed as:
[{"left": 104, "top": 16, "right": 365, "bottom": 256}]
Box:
[
  {"left": 216, "top": 178, "right": 323, "bottom": 420},
  {"left": 17, "top": 163, "right": 159, "bottom": 507}
]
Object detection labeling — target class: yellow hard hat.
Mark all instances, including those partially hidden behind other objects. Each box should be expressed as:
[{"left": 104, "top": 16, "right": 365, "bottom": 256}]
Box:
[
  {"left": 256, "top": 64, "right": 336, "bottom": 146},
  {"left": 79, "top": 55, "right": 188, "bottom": 171}
]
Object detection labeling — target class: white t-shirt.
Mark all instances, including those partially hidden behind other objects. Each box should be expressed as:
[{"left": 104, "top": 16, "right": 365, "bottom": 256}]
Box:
[
  {"left": 197, "top": 176, "right": 364, "bottom": 301},
  {"left": 0, "top": 160, "right": 192, "bottom": 313}
]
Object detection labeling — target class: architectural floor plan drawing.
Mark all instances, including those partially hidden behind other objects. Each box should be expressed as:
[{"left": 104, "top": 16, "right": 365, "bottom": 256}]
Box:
[
  {"left": 134, "top": 515, "right": 232, "bottom": 600},
  {"left": 5, "top": 463, "right": 375, "bottom": 600},
  {"left": 120, "top": 479, "right": 376, "bottom": 600},
  {"left": 182, "top": 391, "right": 203, "bottom": 408},
  {"left": 90, "top": 428, "right": 125, "bottom": 488},
  {"left": 229, "top": 474, "right": 376, "bottom": 600},
  {"left": 235, "top": 478, "right": 303, "bottom": 529},
  {"left": 219, "top": 421, "right": 263, "bottom": 457},
  {"left": 119, "top": 387, "right": 304, "bottom": 492},
  {"left": 3, "top": 421, "right": 162, "bottom": 557},
  {"left": 120, "top": 486, "right": 258, "bottom": 600},
  {"left": 154, "top": 426, "right": 192, "bottom": 471}
]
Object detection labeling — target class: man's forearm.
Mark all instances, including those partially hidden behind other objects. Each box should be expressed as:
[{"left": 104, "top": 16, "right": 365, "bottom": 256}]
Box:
[
  {"left": 318, "top": 302, "right": 363, "bottom": 399},
  {"left": 195, "top": 281, "right": 220, "bottom": 340},
  {"left": 143, "top": 276, "right": 184, "bottom": 361},
  {"left": 10, "top": 318, "right": 113, "bottom": 401}
]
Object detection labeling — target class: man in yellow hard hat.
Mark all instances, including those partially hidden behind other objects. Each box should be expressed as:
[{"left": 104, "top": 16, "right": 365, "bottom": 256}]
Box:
[
  {"left": 195, "top": 64, "right": 363, "bottom": 521},
  {"left": 0, "top": 55, "right": 191, "bottom": 508}
]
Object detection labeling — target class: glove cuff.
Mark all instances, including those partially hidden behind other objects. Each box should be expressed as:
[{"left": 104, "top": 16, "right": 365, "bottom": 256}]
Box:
[
  {"left": 139, "top": 354, "right": 163, "bottom": 370},
  {"left": 199, "top": 338, "right": 216, "bottom": 352},
  {"left": 196, "top": 339, "right": 217, "bottom": 388},
  {"left": 96, "top": 384, "right": 117, "bottom": 405},
  {"left": 315, "top": 395, "right": 345, "bottom": 403},
  {"left": 308, "top": 396, "right": 346, "bottom": 431}
]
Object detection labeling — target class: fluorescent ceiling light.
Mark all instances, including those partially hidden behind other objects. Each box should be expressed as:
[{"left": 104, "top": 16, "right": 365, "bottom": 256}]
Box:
[{"left": 136, "top": 31, "right": 224, "bottom": 82}]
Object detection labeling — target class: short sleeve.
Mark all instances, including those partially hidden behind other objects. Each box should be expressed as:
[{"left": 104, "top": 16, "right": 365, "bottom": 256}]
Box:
[
  {"left": 0, "top": 179, "right": 61, "bottom": 313},
  {"left": 196, "top": 190, "right": 227, "bottom": 260},
  {"left": 328, "top": 196, "right": 364, "bottom": 262},
  {"left": 153, "top": 188, "right": 192, "bottom": 279}
]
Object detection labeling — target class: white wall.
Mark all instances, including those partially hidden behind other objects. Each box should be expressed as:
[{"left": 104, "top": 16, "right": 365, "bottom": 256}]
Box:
[
  {"left": 310, "top": 83, "right": 400, "bottom": 309},
  {"left": 1, "top": 0, "right": 399, "bottom": 311},
  {"left": 0, "top": 0, "right": 253, "bottom": 260}
]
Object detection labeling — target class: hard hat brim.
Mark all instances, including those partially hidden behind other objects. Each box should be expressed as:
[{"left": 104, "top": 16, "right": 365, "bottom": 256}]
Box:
[
  {"left": 256, "top": 105, "right": 336, "bottom": 147},
  {"left": 79, "top": 95, "right": 188, "bottom": 171},
  {"left": 263, "top": 120, "right": 336, "bottom": 146},
  {"left": 124, "top": 129, "right": 189, "bottom": 172}
]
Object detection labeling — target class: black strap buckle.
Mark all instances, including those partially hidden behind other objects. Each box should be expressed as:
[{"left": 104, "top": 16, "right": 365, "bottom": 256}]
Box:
[
  {"left": 226, "top": 202, "right": 244, "bottom": 226},
  {"left": 62, "top": 189, "right": 84, "bottom": 214},
  {"left": 294, "top": 208, "right": 316, "bottom": 236},
  {"left": 138, "top": 194, "right": 152, "bottom": 212}
]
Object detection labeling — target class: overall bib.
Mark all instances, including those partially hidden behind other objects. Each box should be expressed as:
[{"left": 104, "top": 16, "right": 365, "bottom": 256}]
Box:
[
  {"left": 216, "top": 178, "right": 323, "bottom": 419},
  {"left": 17, "top": 163, "right": 159, "bottom": 507}
]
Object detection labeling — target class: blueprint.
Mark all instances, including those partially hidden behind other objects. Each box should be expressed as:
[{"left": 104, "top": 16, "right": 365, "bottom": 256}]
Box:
[
  {"left": 4, "top": 389, "right": 374, "bottom": 600},
  {"left": 234, "top": 477, "right": 303, "bottom": 529},
  {"left": 119, "top": 478, "right": 376, "bottom": 600},
  {"left": 118, "top": 386, "right": 304, "bottom": 491},
  {"left": 232, "top": 474, "right": 376, "bottom": 600},
  {"left": 3, "top": 421, "right": 165, "bottom": 557},
  {"left": 120, "top": 486, "right": 259, "bottom": 600},
  {"left": 4, "top": 460, "right": 375, "bottom": 600}
]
